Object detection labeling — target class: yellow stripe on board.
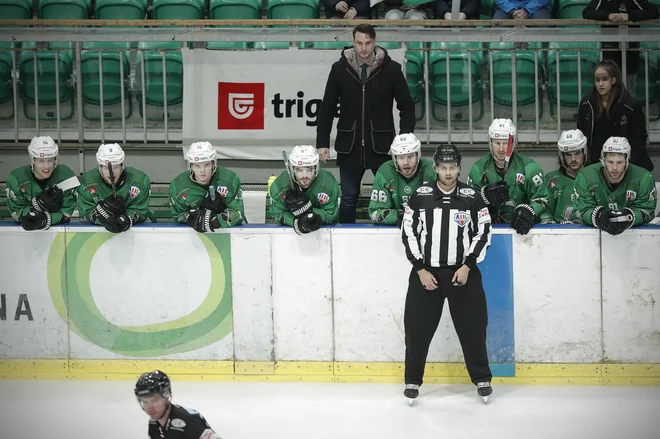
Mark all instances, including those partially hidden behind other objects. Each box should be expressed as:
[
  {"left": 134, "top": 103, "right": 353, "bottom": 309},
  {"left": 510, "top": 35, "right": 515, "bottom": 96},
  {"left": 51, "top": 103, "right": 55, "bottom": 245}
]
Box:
[{"left": 0, "top": 361, "right": 659, "bottom": 385}]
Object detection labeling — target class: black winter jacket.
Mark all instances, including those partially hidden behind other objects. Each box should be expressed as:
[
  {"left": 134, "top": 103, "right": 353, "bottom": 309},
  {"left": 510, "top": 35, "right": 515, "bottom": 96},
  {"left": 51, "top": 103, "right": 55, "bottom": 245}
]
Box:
[
  {"left": 577, "top": 88, "right": 653, "bottom": 171},
  {"left": 316, "top": 46, "right": 415, "bottom": 169}
]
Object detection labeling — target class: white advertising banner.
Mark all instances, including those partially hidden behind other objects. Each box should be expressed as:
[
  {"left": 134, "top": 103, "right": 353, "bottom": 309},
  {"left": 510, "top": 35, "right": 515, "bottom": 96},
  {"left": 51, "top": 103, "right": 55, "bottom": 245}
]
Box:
[{"left": 182, "top": 48, "right": 405, "bottom": 160}]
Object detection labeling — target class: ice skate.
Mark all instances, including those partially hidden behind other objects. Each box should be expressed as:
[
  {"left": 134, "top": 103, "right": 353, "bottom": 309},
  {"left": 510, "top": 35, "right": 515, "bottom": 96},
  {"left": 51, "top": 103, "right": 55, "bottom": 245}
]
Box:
[
  {"left": 404, "top": 384, "right": 419, "bottom": 406},
  {"left": 477, "top": 382, "right": 492, "bottom": 404}
]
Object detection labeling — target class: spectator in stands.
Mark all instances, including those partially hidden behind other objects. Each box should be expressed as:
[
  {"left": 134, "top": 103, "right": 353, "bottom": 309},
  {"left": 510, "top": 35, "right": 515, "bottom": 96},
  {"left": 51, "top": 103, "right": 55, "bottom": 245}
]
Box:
[
  {"left": 437, "top": 0, "right": 481, "bottom": 19},
  {"left": 322, "top": 0, "right": 371, "bottom": 19},
  {"left": 582, "top": 0, "right": 659, "bottom": 96},
  {"left": 573, "top": 136, "right": 657, "bottom": 234},
  {"left": 577, "top": 60, "right": 653, "bottom": 172},
  {"left": 78, "top": 143, "right": 152, "bottom": 233},
  {"left": 492, "top": 0, "right": 552, "bottom": 19},
  {"left": 6, "top": 136, "right": 77, "bottom": 231},
  {"left": 169, "top": 141, "right": 245, "bottom": 233},
  {"left": 316, "top": 24, "right": 415, "bottom": 224},
  {"left": 383, "top": 0, "right": 428, "bottom": 20}
]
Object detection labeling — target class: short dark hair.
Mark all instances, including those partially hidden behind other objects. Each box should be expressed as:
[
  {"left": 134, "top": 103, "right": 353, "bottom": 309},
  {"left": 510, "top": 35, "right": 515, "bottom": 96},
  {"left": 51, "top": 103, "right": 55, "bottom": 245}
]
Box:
[{"left": 352, "top": 24, "right": 376, "bottom": 40}]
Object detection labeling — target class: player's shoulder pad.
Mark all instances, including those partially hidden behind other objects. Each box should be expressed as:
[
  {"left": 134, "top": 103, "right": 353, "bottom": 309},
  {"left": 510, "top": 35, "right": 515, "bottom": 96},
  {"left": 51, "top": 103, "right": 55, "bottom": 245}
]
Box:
[
  {"left": 317, "top": 168, "right": 338, "bottom": 183},
  {"left": 124, "top": 166, "right": 150, "bottom": 182}
]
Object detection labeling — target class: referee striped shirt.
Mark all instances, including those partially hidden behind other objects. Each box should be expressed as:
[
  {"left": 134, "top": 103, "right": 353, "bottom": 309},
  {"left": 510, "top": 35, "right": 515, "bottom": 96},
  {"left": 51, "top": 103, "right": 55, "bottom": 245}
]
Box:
[{"left": 401, "top": 181, "right": 492, "bottom": 271}]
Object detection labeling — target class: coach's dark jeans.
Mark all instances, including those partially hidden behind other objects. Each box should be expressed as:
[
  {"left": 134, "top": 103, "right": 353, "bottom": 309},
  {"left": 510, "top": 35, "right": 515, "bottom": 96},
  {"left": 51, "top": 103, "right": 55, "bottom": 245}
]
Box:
[{"left": 339, "top": 166, "right": 381, "bottom": 224}]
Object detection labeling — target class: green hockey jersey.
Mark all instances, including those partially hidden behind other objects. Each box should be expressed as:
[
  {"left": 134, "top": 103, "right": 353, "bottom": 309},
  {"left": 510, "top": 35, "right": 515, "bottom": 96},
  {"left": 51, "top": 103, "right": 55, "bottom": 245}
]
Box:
[
  {"left": 269, "top": 169, "right": 340, "bottom": 226},
  {"left": 573, "top": 163, "right": 657, "bottom": 226},
  {"left": 6, "top": 164, "right": 77, "bottom": 224},
  {"left": 542, "top": 169, "right": 579, "bottom": 223},
  {"left": 466, "top": 153, "right": 550, "bottom": 223},
  {"left": 169, "top": 167, "right": 246, "bottom": 228},
  {"left": 77, "top": 167, "right": 151, "bottom": 225},
  {"left": 368, "top": 157, "right": 437, "bottom": 225}
]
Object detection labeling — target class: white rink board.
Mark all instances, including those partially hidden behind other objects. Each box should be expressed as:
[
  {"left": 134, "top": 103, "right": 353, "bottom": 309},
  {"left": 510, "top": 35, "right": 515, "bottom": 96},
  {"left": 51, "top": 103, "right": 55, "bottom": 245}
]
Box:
[
  {"left": 230, "top": 234, "right": 274, "bottom": 361},
  {"left": 0, "top": 229, "right": 68, "bottom": 359},
  {"left": 513, "top": 231, "right": 603, "bottom": 363},
  {"left": 271, "top": 230, "right": 334, "bottom": 361},
  {"left": 602, "top": 230, "right": 660, "bottom": 363}
]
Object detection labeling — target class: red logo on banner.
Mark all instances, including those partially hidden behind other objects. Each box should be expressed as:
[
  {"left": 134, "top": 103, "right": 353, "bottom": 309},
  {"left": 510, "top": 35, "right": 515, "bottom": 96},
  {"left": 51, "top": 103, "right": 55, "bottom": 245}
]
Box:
[{"left": 217, "top": 82, "right": 265, "bottom": 130}]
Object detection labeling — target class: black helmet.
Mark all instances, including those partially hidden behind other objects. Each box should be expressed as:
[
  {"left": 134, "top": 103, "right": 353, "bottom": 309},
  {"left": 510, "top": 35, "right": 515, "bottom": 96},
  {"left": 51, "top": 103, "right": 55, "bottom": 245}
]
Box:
[
  {"left": 433, "top": 144, "right": 462, "bottom": 166},
  {"left": 135, "top": 370, "right": 171, "bottom": 398}
]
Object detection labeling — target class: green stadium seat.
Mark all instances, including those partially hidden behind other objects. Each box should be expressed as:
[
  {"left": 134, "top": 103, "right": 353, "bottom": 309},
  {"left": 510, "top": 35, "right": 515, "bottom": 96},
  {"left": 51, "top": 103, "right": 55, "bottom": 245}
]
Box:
[
  {"left": 405, "top": 42, "right": 425, "bottom": 121},
  {"left": 558, "top": 0, "right": 589, "bottom": 19},
  {"left": 267, "top": 0, "right": 320, "bottom": 19},
  {"left": 0, "top": 186, "right": 11, "bottom": 220},
  {"left": 135, "top": 42, "right": 184, "bottom": 121},
  {"left": 0, "top": 0, "right": 32, "bottom": 19},
  {"left": 149, "top": 191, "right": 175, "bottom": 222},
  {"left": 480, "top": 0, "right": 493, "bottom": 17},
  {"left": 81, "top": 42, "right": 132, "bottom": 121},
  {"left": 0, "top": 43, "right": 14, "bottom": 119},
  {"left": 152, "top": 0, "right": 205, "bottom": 20},
  {"left": 490, "top": 42, "right": 544, "bottom": 120},
  {"left": 206, "top": 42, "right": 251, "bottom": 49},
  {"left": 636, "top": 42, "right": 660, "bottom": 120},
  {"left": 209, "top": 0, "right": 261, "bottom": 19},
  {"left": 19, "top": 42, "right": 75, "bottom": 120},
  {"left": 547, "top": 42, "right": 600, "bottom": 121},
  {"left": 38, "top": 0, "right": 91, "bottom": 19},
  {"left": 95, "top": 0, "right": 147, "bottom": 19},
  {"left": 253, "top": 42, "right": 308, "bottom": 49},
  {"left": 429, "top": 42, "right": 484, "bottom": 122},
  {"left": 309, "top": 41, "right": 350, "bottom": 50}
]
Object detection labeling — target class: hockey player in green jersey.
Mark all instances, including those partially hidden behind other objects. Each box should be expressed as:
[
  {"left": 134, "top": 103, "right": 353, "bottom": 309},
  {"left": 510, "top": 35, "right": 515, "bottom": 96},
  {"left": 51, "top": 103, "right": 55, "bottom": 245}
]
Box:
[
  {"left": 542, "top": 129, "right": 588, "bottom": 223},
  {"left": 269, "top": 145, "right": 340, "bottom": 235},
  {"left": 78, "top": 143, "right": 151, "bottom": 233},
  {"left": 169, "top": 141, "right": 245, "bottom": 232},
  {"left": 6, "top": 136, "right": 77, "bottom": 231},
  {"left": 573, "top": 136, "right": 657, "bottom": 235},
  {"left": 466, "top": 118, "right": 550, "bottom": 235},
  {"left": 369, "top": 133, "right": 437, "bottom": 227}
]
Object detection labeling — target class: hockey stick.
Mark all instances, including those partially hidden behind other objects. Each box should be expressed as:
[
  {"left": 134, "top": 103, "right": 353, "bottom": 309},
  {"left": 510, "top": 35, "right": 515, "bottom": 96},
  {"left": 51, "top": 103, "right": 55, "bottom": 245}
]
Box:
[
  {"left": 107, "top": 163, "right": 117, "bottom": 196},
  {"left": 55, "top": 176, "right": 81, "bottom": 192},
  {"left": 282, "top": 150, "right": 299, "bottom": 191},
  {"left": 209, "top": 185, "right": 216, "bottom": 201},
  {"left": 609, "top": 214, "right": 634, "bottom": 223},
  {"left": 501, "top": 134, "right": 514, "bottom": 182}
]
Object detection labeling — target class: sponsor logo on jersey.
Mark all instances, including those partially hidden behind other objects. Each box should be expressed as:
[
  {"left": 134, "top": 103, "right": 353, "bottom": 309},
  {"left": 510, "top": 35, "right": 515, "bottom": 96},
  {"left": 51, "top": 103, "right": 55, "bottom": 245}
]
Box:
[
  {"left": 458, "top": 188, "right": 475, "bottom": 197},
  {"left": 129, "top": 186, "right": 140, "bottom": 199},
  {"left": 318, "top": 192, "right": 329, "bottom": 204},
  {"left": 21, "top": 185, "right": 26, "bottom": 193},
  {"left": 7, "top": 189, "right": 16, "bottom": 201},
  {"left": 416, "top": 186, "right": 433, "bottom": 194},
  {"left": 454, "top": 211, "right": 471, "bottom": 227},
  {"left": 182, "top": 193, "right": 187, "bottom": 200},
  {"left": 404, "top": 205, "right": 414, "bottom": 217},
  {"left": 549, "top": 179, "right": 557, "bottom": 189},
  {"left": 515, "top": 173, "right": 525, "bottom": 185},
  {"left": 477, "top": 207, "right": 490, "bottom": 223},
  {"left": 200, "top": 429, "right": 218, "bottom": 439},
  {"left": 404, "top": 186, "right": 412, "bottom": 194},
  {"left": 626, "top": 190, "right": 636, "bottom": 201},
  {"left": 217, "top": 186, "right": 228, "bottom": 197},
  {"left": 88, "top": 186, "right": 96, "bottom": 195},
  {"left": 620, "top": 115, "right": 627, "bottom": 126},
  {"left": 171, "top": 419, "right": 186, "bottom": 428}
]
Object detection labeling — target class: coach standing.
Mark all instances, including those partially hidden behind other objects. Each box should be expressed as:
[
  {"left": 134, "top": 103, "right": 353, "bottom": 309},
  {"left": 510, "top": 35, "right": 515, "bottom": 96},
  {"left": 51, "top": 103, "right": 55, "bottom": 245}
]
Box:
[
  {"left": 400, "top": 145, "right": 494, "bottom": 405},
  {"left": 316, "top": 24, "right": 415, "bottom": 224}
]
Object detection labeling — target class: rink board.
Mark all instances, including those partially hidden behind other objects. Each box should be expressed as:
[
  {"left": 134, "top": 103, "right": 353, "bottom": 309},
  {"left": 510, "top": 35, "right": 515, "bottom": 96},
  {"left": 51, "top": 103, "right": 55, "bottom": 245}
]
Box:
[{"left": 0, "top": 223, "right": 659, "bottom": 383}]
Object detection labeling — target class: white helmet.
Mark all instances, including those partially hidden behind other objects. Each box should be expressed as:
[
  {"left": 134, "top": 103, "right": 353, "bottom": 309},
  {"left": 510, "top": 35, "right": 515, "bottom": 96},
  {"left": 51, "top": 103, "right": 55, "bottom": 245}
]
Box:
[
  {"left": 28, "top": 136, "right": 59, "bottom": 170},
  {"left": 557, "top": 129, "right": 587, "bottom": 167},
  {"left": 288, "top": 145, "right": 319, "bottom": 184},
  {"left": 488, "top": 118, "right": 517, "bottom": 154},
  {"left": 186, "top": 141, "right": 217, "bottom": 181},
  {"left": 96, "top": 143, "right": 125, "bottom": 174},
  {"left": 389, "top": 133, "right": 422, "bottom": 175},
  {"left": 601, "top": 136, "right": 631, "bottom": 162}
]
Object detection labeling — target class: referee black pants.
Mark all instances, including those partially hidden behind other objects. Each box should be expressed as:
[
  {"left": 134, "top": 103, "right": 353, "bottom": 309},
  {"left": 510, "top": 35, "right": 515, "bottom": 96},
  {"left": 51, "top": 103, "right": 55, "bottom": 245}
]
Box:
[{"left": 404, "top": 265, "right": 492, "bottom": 386}]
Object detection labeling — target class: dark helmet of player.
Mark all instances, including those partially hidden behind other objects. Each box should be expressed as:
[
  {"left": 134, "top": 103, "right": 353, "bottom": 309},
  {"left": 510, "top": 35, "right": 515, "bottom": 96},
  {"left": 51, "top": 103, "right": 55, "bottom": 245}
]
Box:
[
  {"left": 135, "top": 370, "right": 172, "bottom": 399},
  {"left": 433, "top": 144, "right": 462, "bottom": 167}
]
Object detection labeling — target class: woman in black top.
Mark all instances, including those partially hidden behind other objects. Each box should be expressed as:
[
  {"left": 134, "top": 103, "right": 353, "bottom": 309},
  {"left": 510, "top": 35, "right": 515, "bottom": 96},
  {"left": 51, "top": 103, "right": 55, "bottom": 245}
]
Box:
[{"left": 577, "top": 60, "right": 654, "bottom": 172}]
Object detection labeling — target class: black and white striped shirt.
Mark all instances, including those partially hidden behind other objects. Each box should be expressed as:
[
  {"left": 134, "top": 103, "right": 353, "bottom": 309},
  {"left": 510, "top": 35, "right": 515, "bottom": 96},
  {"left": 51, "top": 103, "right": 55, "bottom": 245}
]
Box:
[{"left": 401, "top": 181, "right": 492, "bottom": 271}]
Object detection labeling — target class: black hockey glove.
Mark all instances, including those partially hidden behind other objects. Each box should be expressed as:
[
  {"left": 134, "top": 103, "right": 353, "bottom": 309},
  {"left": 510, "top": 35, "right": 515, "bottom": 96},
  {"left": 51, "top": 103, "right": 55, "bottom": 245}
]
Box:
[
  {"left": 98, "top": 194, "right": 127, "bottom": 218},
  {"left": 480, "top": 181, "right": 510, "bottom": 207},
  {"left": 187, "top": 209, "right": 220, "bottom": 233},
  {"left": 200, "top": 192, "right": 227, "bottom": 215},
  {"left": 21, "top": 211, "right": 51, "bottom": 231},
  {"left": 32, "top": 186, "right": 63, "bottom": 213},
  {"left": 293, "top": 212, "right": 323, "bottom": 235},
  {"left": 592, "top": 207, "right": 634, "bottom": 236},
  {"left": 103, "top": 214, "right": 132, "bottom": 233},
  {"left": 284, "top": 188, "right": 312, "bottom": 218},
  {"left": 510, "top": 204, "right": 536, "bottom": 235}
]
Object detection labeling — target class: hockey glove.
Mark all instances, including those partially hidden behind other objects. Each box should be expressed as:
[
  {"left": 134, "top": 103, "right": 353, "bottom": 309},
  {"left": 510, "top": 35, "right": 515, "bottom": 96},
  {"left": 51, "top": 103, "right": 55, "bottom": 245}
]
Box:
[
  {"left": 200, "top": 192, "right": 227, "bottom": 215},
  {"left": 592, "top": 207, "right": 633, "bottom": 236},
  {"left": 99, "top": 194, "right": 127, "bottom": 217},
  {"left": 293, "top": 212, "right": 323, "bottom": 235},
  {"left": 510, "top": 204, "right": 536, "bottom": 235},
  {"left": 480, "top": 181, "right": 510, "bottom": 207},
  {"left": 103, "top": 214, "right": 132, "bottom": 233},
  {"left": 32, "top": 186, "right": 63, "bottom": 213},
  {"left": 187, "top": 209, "right": 220, "bottom": 233},
  {"left": 284, "top": 188, "right": 312, "bottom": 218},
  {"left": 396, "top": 208, "right": 405, "bottom": 228},
  {"left": 21, "top": 211, "right": 51, "bottom": 231}
]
